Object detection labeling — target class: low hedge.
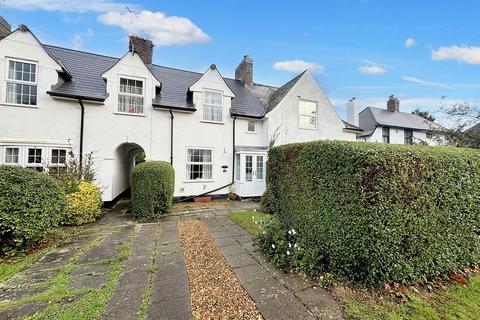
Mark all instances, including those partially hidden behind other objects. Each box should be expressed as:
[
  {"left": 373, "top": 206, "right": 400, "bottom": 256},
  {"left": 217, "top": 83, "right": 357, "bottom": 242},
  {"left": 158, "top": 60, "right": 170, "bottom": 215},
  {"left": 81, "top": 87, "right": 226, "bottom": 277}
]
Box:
[
  {"left": 263, "top": 141, "right": 480, "bottom": 284},
  {"left": 131, "top": 161, "right": 174, "bottom": 220},
  {"left": 0, "top": 166, "right": 66, "bottom": 254},
  {"left": 62, "top": 181, "right": 103, "bottom": 225}
]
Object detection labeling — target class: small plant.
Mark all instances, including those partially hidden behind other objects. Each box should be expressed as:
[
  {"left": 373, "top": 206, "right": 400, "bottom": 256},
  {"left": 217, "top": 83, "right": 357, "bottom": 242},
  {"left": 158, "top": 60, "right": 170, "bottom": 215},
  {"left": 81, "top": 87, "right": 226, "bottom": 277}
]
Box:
[
  {"left": 62, "top": 180, "right": 103, "bottom": 225},
  {"left": 54, "top": 149, "right": 97, "bottom": 194}
]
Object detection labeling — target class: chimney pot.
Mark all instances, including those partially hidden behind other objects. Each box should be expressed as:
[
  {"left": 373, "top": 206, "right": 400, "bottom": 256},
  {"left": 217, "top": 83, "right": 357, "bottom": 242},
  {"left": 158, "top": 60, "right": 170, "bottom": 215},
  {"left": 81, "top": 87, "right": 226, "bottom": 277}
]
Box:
[
  {"left": 387, "top": 95, "right": 400, "bottom": 112},
  {"left": 129, "top": 35, "right": 154, "bottom": 65},
  {"left": 235, "top": 55, "right": 253, "bottom": 87}
]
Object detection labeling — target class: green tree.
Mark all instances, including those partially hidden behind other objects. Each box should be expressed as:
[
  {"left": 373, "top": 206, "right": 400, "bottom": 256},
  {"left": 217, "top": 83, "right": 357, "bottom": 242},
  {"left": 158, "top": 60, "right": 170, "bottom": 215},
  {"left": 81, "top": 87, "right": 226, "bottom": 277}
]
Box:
[{"left": 412, "top": 108, "right": 436, "bottom": 122}]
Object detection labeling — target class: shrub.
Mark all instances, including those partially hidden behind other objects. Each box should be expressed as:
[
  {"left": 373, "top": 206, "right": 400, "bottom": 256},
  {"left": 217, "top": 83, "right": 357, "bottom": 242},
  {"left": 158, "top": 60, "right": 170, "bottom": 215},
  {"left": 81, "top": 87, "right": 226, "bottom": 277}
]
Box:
[
  {"left": 264, "top": 141, "right": 480, "bottom": 284},
  {"left": 260, "top": 186, "right": 273, "bottom": 213},
  {"left": 0, "top": 166, "right": 66, "bottom": 254},
  {"left": 131, "top": 161, "right": 174, "bottom": 220},
  {"left": 62, "top": 181, "right": 103, "bottom": 225}
]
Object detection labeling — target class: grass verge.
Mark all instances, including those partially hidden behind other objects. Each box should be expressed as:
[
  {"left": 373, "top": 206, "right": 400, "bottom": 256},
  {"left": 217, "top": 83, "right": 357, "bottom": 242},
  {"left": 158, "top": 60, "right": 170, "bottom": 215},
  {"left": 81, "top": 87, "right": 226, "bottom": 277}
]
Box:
[
  {"left": 334, "top": 274, "right": 480, "bottom": 319},
  {"left": 228, "top": 211, "right": 269, "bottom": 235}
]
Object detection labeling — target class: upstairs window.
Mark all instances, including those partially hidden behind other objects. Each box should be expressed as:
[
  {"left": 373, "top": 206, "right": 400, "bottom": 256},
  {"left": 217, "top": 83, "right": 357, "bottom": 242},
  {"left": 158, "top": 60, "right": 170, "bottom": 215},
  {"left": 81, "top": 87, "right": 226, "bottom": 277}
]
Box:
[
  {"left": 203, "top": 90, "right": 223, "bottom": 122},
  {"left": 118, "top": 78, "right": 144, "bottom": 114},
  {"left": 186, "top": 148, "right": 213, "bottom": 180},
  {"left": 247, "top": 120, "right": 256, "bottom": 132},
  {"left": 6, "top": 59, "right": 37, "bottom": 106},
  {"left": 299, "top": 100, "right": 317, "bottom": 129},
  {"left": 382, "top": 127, "right": 390, "bottom": 144},
  {"left": 404, "top": 129, "right": 413, "bottom": 145}
]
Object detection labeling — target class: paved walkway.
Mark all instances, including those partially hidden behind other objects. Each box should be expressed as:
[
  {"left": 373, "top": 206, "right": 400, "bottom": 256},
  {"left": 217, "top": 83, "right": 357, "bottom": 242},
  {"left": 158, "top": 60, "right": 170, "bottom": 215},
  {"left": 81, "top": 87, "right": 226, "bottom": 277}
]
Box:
[{"left": 0, "top": 199, "right": 344, "bottom": 320}]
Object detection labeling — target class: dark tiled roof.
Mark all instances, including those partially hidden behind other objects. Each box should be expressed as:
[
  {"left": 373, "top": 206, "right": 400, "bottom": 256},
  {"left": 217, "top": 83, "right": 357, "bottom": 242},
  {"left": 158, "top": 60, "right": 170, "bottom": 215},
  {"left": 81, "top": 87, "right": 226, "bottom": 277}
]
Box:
[
  {"left": 264, "top": 71, "right": 305, "bottom": 114},
  {"left": 342, "top": 120, "right": 363, "bottom": 132},
  {"left": 45, "top": 45, "right": 265, "bottom": 117},
  {"left": 361, "top": 107, "right": 442, "bottom": 131}
]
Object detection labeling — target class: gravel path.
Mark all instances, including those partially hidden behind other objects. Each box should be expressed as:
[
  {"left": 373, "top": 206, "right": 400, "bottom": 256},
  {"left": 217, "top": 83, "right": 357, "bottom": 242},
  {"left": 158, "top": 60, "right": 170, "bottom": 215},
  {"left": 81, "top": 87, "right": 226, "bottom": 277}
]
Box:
[{"left": 178, "top": 219, "right": 262, "bottom": 320}]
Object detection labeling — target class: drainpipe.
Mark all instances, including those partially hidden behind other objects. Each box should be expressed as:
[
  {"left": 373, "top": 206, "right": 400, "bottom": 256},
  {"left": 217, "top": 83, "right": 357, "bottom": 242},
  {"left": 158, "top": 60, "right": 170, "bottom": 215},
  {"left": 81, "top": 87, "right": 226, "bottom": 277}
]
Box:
[
  {"left": 177, "top": 115, "right": 236, "bottom": 202},
  {"left": 78, "top": 100, "right": 85, "bottom": 173},
  {"left": 169, "top": 109, "right": 174, "bottom": 165}
]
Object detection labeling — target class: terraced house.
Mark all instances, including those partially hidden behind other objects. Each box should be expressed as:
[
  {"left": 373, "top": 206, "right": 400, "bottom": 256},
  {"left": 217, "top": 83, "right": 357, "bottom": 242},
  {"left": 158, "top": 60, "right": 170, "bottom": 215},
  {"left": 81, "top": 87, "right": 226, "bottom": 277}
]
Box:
[{"left": 0, "top": 18, "right": 364, "bottom": 201}]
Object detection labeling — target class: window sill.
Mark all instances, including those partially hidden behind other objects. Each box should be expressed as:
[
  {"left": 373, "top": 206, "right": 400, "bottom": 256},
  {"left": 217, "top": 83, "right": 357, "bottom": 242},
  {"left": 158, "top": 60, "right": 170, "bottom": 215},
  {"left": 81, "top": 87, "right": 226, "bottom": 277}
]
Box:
[
  {"left": 298, "top": 126, "right": 318, "bottom": 131},
  {"left": 1, "top": 103, "right": 38, "bottom": 109},
  {"left": 201, "top": 120, "right": 224, "bottom": 125},
  {"left": 183, "top": 179, "right": 214, "bottom": 183},
  {"left": 246, "top": 131, "right": 258, "bottom": 134},
  {"left": 114, "top": 112, "right": 146, "bottom": 117}
]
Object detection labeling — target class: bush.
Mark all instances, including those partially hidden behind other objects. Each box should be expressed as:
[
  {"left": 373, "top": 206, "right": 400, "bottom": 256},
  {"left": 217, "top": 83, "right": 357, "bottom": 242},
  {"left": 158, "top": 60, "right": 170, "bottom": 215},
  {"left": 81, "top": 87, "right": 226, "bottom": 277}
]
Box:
[
  {"left": 0, "top": 166, "right": 66, "bottom": 254},
  {"left": 62, "top": 181, "right": 103, "bottom": 225},
  {"left": 260, "top": 186, "right": 273, "bottom": 213},
  {"left": 264, "top": 141, "right": 480, "bottom": 284},
  {"left": 131, "top": 161, "right": 174, "bottom": 220}
]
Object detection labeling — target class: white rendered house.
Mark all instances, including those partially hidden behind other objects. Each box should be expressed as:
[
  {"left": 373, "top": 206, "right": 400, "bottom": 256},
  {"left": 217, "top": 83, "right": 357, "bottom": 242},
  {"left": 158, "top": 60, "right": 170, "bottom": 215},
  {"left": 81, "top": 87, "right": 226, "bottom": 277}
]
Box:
[
  {"left": 0, "top": 19, "right": 361, "bottom": 201},
  {"left": 347, "top": 96, "right": 446, "bottom": 145}
]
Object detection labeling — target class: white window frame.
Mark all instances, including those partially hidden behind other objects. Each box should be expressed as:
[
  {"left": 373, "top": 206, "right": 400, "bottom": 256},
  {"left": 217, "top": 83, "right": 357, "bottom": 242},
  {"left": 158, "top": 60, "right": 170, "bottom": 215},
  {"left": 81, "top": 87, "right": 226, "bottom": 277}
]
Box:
[
  {"left": 48, "top": 148, "right": 68, "bottom": 174},
  {"left": 117, "top": 76, "right": 145, "bottom": 115},
  {"left": 185, "top": 147, "right": 214, "bottom": 181},
  {"left": 235, "top": 153, "right": 241, "bottom": 181},
  {"left": 26, "top": 147, "right": 45, "bottom": 171},
  {"left": 202, "top": 89, "right": 223, "bottom": 123},
  {"left": 382, "top": 127, "right": 390, "bottom": 144},
  {"left": 298, "top": 99, "right": 318, "bottom": 130},
  {"left": 5, "top": 58, "right": 38, "bottom": 107},
  {"left": 3, "top": 146, "right": 21, "bottom": 165},
  {"left": 247, "top": 120, "right": 256, "bottom": 133}
]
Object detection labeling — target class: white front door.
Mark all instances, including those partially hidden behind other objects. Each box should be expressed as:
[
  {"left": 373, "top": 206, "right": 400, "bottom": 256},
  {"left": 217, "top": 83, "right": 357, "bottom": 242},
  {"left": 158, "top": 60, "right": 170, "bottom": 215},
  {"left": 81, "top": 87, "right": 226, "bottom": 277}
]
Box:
[{"left": 244, "top": 154, "right": 265, "bottom": 196}]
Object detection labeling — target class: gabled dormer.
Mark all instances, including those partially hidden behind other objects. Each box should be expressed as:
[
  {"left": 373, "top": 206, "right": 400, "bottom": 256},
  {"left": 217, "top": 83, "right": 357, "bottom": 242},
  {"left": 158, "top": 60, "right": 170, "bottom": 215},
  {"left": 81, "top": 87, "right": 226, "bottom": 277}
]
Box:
[
  {"left": 101, "top": 37, "right": 161, "bottom": 116},
  {"left": 189, "top": 64, "right": 235, "bottom": 124}
]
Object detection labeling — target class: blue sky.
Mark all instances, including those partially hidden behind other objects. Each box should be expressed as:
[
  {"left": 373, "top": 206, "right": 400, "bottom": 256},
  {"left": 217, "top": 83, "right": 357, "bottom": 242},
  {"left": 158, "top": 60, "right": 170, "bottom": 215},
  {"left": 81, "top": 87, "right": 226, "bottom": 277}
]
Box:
[{"left": 2, "top": 0, "right": 480, "bottom": 121}]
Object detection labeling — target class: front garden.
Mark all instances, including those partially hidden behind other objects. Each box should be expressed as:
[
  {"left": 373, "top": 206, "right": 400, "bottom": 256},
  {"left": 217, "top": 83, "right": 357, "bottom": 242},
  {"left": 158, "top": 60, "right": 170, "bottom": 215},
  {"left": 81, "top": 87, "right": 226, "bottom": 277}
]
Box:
[{"left": 234, "top": 140, "right": 480, "bottom": 319}]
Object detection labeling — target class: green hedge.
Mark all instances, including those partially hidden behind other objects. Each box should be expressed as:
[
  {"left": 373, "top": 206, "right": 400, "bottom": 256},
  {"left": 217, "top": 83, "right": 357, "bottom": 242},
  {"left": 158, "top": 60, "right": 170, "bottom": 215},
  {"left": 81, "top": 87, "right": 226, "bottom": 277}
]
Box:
[
  {"left": 0, "top": 166, "right": 66, "bottom": 254},
  {"left": 131, "top": 161, "right": 174, "bottom": 220},
  {"left": 62, "top": 181, "right": 103, "bottom": 225},
  {"left": 265, "top": 141, "right": 480, "bottom": 284}
]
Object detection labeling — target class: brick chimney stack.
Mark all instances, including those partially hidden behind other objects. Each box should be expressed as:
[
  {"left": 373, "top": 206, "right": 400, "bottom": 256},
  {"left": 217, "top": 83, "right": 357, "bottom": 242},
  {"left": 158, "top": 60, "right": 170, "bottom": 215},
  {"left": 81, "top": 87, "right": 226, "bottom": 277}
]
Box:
[
  {"left": 0, "top": 16, "right": 11, "bottom": 40},
  {"left": 387, "top": 95, "right": 400, "bottom": 112},
  {"left": 129, "top": 35, "right": 153, "bottom": 65},
  {"left": 235, "top": 55, "right": 253, "bottom": 87}
]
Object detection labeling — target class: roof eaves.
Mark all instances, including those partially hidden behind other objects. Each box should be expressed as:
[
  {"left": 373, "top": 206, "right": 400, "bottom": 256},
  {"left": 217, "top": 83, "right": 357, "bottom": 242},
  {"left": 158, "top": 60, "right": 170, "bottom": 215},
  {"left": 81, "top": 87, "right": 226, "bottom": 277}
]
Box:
[{"left": 47, "top": 91, "right": 105, "bottom": 102}]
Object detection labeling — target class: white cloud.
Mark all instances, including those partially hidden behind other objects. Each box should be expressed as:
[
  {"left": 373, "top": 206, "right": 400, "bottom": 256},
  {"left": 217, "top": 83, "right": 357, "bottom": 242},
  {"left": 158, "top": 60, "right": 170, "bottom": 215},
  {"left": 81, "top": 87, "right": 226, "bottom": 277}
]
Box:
[
  {"left": 405, "top": 38, "right": 416, "bottom": 48},
  {"left": 402, "top": 76, "right": 453, "bottom": 89},
  {"left": 358, "top": 65, "right": 386, "bottom": 75},
  {"left": 3, "top": 0, "right": 135, "bottom": 12},
  {"left": 73, "top": 28, "right": 93, "bottom": 50},
  {"left": 98, "top": 10, "right": 210, "bottom": 46},
  {"left": 431, "top": 46, "right": 480, "bottom": 64},
  {"left": 273, "top": 60, "right": 324, "bottom": 73}
]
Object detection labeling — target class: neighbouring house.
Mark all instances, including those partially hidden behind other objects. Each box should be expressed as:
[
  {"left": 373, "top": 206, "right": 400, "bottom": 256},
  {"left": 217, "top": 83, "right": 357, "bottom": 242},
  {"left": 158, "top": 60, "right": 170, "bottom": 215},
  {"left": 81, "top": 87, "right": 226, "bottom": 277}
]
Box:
[
  {"left": 347, "top": 95, "right": 446, "bottom": 145},
  {"left": 0, "top": 19, "right": 361, "bottom": 201}
]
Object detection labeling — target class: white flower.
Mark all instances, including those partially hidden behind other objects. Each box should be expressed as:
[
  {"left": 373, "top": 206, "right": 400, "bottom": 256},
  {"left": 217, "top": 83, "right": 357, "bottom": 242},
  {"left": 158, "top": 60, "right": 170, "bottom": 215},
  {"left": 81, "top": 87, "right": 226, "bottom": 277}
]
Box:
[
  {"left": 288, "top": 230, "right": 292, "bottom": 235},
  {"left": 286, "top": 250, "right": 291, "bottom": 255},
  {"left": 252, "top": 216, "right": 255, "bottom": 221},
  {"left": 263, "top": 231, "right": 266, "bottom": 235},
  {"left": 271, "top": 244, "right": 276, "bottom": 249},
  {"left": 288, "top": 243, "right": 292, "bottom": 248},
  {"left": 291, "top": 229, "right": 296, "bottom": 235},
  {"left": 294, "top": 243, "right": 298, "bottom": 248}
]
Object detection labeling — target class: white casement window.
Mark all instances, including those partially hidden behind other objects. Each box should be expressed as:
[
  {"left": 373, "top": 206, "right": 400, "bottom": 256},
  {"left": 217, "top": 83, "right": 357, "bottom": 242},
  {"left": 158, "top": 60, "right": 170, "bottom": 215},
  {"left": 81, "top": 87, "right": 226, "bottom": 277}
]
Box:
[
  {"left": 298, "top": 100, "right": 318, "bottom": 129},
  {"left": 382, "top": 127, "right": 390, "bottom": 144},
  {"left": 4, "top": 147, "right": 20, "bottom": 164},
  {"left": 203, "top": 90, "right": 223, "bottom": 122},
  {"left": 49, "top": 148, "right": 67, "bottom": 174},
  {"left": 26, "top": 147, "right": 43, "bottom": 171},
  {"left": 247, "top": 120, "right": 256, "bottom": 132},
  {"left": 118, "top": 77, "right": 144, "bottom": 114},
  {"left": 5, "top": 59, "right": 38, "bottom": 106},
  {"left": 186, "top": 148, "right": 213, "bottom": 181}
]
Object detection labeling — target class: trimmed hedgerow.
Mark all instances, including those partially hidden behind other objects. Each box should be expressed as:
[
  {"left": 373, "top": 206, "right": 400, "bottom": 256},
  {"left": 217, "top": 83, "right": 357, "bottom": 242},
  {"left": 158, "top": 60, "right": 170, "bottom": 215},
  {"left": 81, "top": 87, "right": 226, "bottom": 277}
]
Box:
[
  {"left": 131, "top": 161, "right": 174, "bottom": 220},
  {"left": 62, "top": 181, "right": 103, "bottom": 225},
  {"left": 260, "top": 141, "right": 480, "bottom": 285},
  {"left": 0, "top": 165, "right": 66, "bottom": 254}
]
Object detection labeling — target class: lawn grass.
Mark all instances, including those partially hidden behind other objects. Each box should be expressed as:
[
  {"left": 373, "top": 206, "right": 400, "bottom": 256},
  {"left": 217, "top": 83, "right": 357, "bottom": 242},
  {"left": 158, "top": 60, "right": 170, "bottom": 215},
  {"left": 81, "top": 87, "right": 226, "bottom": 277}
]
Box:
[
  {"left": 0, "top": 247, "right": 52, "bottom": 283},
  {"left": 228, "top": 210, "right": 270, "bottom": 235},
  {"left": 335, "top": 275, "right": 480, "bottom": 320}
]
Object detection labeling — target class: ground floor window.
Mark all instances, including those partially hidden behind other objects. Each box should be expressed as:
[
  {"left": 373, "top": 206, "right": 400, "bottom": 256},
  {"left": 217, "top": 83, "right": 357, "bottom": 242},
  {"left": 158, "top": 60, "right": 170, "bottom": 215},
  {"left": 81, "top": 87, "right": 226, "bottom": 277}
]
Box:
[
  {"left": 404, "top": 129, "right": 413, "bottom": 145},
  {"left": 235, "top": 154, "right": 240, "bottom": 181},
  {"left": 186, "top": 148, "right": 213, "bottom": 180},
  {"left": 1, "top": 145, "right": 69, "bottom": 173},
  {"left": 382, "top": 127, "right": 390, "bottom": 144}
]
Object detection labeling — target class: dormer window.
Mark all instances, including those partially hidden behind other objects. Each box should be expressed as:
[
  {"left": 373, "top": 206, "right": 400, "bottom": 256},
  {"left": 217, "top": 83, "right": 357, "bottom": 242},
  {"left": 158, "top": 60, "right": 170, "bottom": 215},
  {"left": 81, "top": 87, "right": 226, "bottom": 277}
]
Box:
[
  {"left": 203, "top": 90, "right": 223, "bottom": 122},
  {"left": 118, "top": 77, "right": 144, "bottom": 114},
  {"left": 6, "top": 59, "right": 37, "bottom": 106}
]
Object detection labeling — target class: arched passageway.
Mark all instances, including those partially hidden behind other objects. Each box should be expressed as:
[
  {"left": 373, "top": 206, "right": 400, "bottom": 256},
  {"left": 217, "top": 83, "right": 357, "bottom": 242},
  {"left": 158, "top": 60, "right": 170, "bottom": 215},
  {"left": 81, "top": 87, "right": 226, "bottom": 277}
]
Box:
[{"left": 111, "top": 142, "right": 145, "bottom": 199}]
